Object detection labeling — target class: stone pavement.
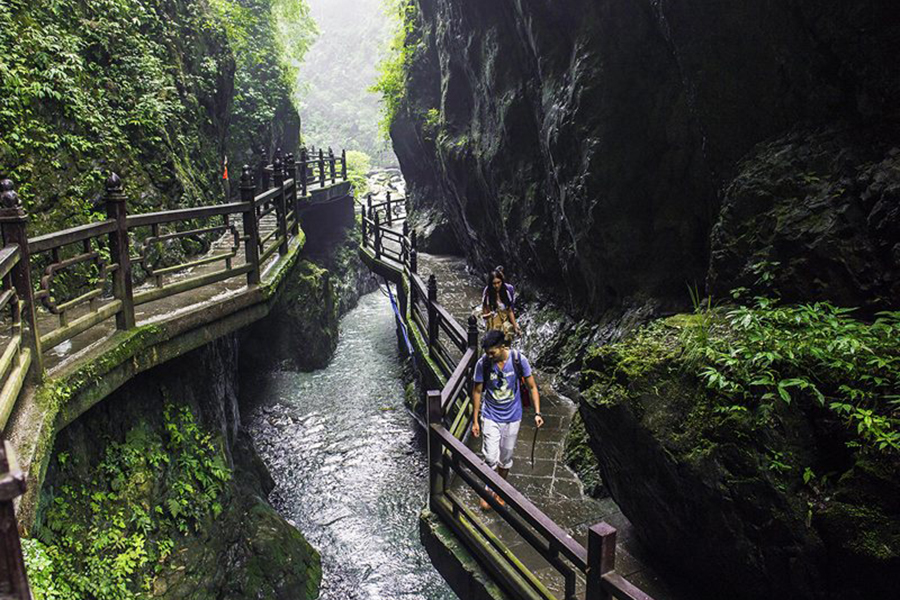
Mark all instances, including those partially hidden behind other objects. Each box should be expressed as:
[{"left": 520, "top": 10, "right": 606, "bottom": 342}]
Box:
[{"left": 416, "top": 251, "right": 690, "bottom": 600}]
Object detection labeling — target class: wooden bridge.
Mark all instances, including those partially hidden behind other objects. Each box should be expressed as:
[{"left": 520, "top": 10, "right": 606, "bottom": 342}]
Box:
[
  {"left": 359, "top": 203, "right": 656, "bottom": 600},
  {"left": 0, "top": 147, "right": 352, "bottom": 597}
]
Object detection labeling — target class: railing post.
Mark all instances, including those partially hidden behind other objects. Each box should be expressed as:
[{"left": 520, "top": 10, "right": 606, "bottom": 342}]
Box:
[
  {"left": 272, "top": 149, "right": 289, "bottom": 255},
  {"left": 286, "top": 151, "right": 299, "bottom": 236},
  {"left": 258, "top": 145, "right": 270, "bottom": 191},
  {"left": 360, "top": 205, "right": 368, "bottom": 246},
  {"left": 341, "top": 149, "right": 347, "bottom": 180},
  {"left": 0, "top": 179, "right": 43, "bottom": 380},
  {"left": 427, "top": 390, "right": 444, "bottom": 505},
  {"left": 427, "top": 274, "right": 438, "bottom": 349},
  {"left": 318, "top": 149, "right": 326, "bottom": 188},
  {"left": 386, "top": 191, "right": 393, "bottom": 225},
  {"left": 299, "top": 147, "right": 308, "bottom": 198},
  {"left": 586, "top": 522, "right": 617, "bottom": 600},
  {"left": 0, "top": 440, "right": 32, "bottom": 600},
  {"left": 328, "top": 147, "right": 336, "bottom": 183},
  {"left": 401, "top": 221, "right": 409, "bottom": 264},
  {"left": 467, "top": 315, "right": 478, "bottom": 349},
  {"left": 240, "top": 166, "right": 261, "bottom": 285},
  {"left": 373, "top": 211, "right": 382, "bottom": 259},
  {"left": 105, "top": 173, "right": 135, "bottom": 330},
  {"left": 411, "top": 229, "right": 418, "bottom": 252},
  {"left": 410, "top": 248, "right": 417, "bottom": 274}
]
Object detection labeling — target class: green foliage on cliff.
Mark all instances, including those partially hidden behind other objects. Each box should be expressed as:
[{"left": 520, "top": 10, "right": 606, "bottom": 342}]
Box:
[
  {"left": 0, "top": 0, "right": 313, "bottom": 233},
  {"left": 683, "top": 299, "right": 900, "bottom": 453},
  {"left": 23, "top": 404, "right": 231, "bottom": 600},
  {"left": 214, "top": 0, "right": 317, "bottom": 158},
  {"left": 0, "top": 0, "right": 233, "bottom": 231},
  {"left": 371, "top": 0, "right": 420, "bottom": 139},
  {"left": 345, "top": 149, "right": 371, "bottom": 196},
  {"left": 585, "top": 299, "right": 900, "bottom": 457}
]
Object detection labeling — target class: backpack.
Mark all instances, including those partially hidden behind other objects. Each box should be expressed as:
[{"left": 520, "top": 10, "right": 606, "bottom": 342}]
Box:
[{"left": 481, "top": 349, "right": 530, "bottom": 408}]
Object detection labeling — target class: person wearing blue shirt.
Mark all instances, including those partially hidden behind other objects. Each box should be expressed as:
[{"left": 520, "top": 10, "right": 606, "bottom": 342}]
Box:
[{"left": 472, "top": 330, "right": 543, "bottom": 510}]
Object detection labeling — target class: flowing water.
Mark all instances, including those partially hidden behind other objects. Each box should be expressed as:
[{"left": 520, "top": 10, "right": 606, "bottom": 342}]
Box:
[{"left": 244, "top": 290, "right": 456, "bottom": 600}]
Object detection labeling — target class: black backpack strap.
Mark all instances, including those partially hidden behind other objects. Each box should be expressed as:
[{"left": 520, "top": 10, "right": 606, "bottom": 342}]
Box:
[{"left": 481, "top": 354, "right": 490, "bottom": 388}]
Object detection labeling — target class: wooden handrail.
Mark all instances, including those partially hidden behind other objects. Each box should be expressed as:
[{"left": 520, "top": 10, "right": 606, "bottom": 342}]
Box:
[
  {"left": 28, "top": 220, "right": 117, "bottom": 253},
  {"left": 431, "top": 423, "right": 589, "bottom": 569},
  {"left": 0, "top": 245, "right": 19, "bottom": 280},
  {"left": 126, "top": 201, "right": 250, "bottom": 228},
  {"left": 361, "top": 212, "right": 657, "bottom": 600}
]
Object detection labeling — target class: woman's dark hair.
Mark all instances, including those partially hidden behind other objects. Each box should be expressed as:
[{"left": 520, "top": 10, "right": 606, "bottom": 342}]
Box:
[{"left": 485, "top": 268, "right": 512, "bottom": 310}]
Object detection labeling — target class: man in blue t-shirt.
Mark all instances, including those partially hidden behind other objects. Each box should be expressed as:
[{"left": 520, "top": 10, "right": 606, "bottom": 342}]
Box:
[{"left": 472, "top": 329, "right": 543, "bottom": 510}]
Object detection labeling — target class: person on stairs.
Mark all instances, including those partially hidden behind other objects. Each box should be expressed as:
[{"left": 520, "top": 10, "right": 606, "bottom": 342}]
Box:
[
  {"left": 481, "top": 267, "right": 521, "bottom": 341},
  {"left": 471, "top": 329, "right": 543, "bottom": 510}
]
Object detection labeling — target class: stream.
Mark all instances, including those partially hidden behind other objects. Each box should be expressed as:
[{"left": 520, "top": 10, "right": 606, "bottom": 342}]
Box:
[{"left": 244, "top": 289, "right": 457, "bottom": 600}]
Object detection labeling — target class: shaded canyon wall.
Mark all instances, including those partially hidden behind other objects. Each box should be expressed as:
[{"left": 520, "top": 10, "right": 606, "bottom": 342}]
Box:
[{"left": 391, "top": 0, "right": 900, "bottom": 313}]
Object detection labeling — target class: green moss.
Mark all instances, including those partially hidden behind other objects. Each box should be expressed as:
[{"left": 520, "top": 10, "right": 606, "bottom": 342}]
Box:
[
  {"left": 24, "top": 404, "right": 232, "bottom": 600},
  {"left": 563, "top": 412, "right": 603, "bottom": 496}
]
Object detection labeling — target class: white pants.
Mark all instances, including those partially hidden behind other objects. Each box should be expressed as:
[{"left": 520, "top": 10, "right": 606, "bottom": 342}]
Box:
[{"left": 481, "top": 417, "right": 521, "bottom": 470}]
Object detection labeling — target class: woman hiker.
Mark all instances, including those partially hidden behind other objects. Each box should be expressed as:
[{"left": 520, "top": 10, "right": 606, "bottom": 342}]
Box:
[
  {"left": 481, "top": 266, "right": 521, "bottom": 341},
  {"left": 471, "top": 330, "right": 543, "bottom": 510}
]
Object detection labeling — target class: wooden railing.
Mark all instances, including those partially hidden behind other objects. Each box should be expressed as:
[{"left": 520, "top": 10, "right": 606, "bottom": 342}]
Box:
[
  {"left": 0, "top": 146, "right": 349, "bottom": 599},
  {"left": 361, "top": 211, "right": 656, "bottom": 600}
]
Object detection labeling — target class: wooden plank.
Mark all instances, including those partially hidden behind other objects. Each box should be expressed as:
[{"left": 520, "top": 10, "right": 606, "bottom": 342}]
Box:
[
  {"left": 432, "top": 495, "right": 550, "bottom": 600},
  {"left": 0, "top": 348, "right": 30, "bottom": 431},
  {"left": 133, "top": 264, "right": 251, "bottom": 306},
  {"left": 0, "top": 333, "right": 21, "bottom": 387},
  {"left": 0, "top": 245, "right": 19, "bottom": 280},
  {"left": 432, "top": 423, "right": 589, "bottom": 570},
  {"left": 602, "top": 573, "right": 655, "bottom": 600},
  {"left": 39, "top": 300, "right": 122, "bottom": 349},
  {"left": 441, "top": 348, "right": 474, "bottom": 410},
  {"left": 29, "top": 220, "right": 117, "bottom": 253},
  {"left": 126, "top": 202, "right": 250, "bottom": 229}
]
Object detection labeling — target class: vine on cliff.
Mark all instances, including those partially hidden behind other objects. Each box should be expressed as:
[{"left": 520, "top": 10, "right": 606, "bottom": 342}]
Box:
[
  {"left": 371, "top": 0, "right": 421, "bottom": 138},
  {"left": 23, "top": 404, "right": 232, "bottom": 600}
]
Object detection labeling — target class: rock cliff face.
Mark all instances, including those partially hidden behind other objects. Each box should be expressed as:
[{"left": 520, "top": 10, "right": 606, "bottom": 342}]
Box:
[{"left": 392, "top": 0, "right": 900, "bottom": 313}]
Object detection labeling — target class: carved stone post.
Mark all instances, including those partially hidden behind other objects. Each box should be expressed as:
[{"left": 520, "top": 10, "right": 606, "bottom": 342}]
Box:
[
  {"left": 258, "top": 145, "right": 270, "bottom": 191},
  {"left": 272, "top": 149, "right": 289, "bottom": 255},
  {"left": 586, "top": 522, "right": 617, "bottom": 600},
  {"left": 299, "top": 147, "right": 309, "bottom": 198},
  {"left": 0, "top": 440, "right": 32, "bottom": 600},
  {"left": 341, "top": 149, "right": 348, "bottom": 180},
  {"left": 328, "top": 147, "right": 336, "bottom": 183},
  {"left": 318, "top": 149, "right": 326, "bottom": 188},
  {"left": 240, "top": 166, "right": 260, "bottom": 285},
  {"left": 427, "top": 274, "right": 438, "bottom": 350},
  {"left": 0, "top": 179, "right": 42, "bottom": 380},
  {"left": 105, "top": 173, "right": 135, "bottom": 330},
  {"left": 286, "top": 151, "right": 299, "bottom": 236},
  {"left": 427, "top": 389, "right": 444, "bottom": 506}
]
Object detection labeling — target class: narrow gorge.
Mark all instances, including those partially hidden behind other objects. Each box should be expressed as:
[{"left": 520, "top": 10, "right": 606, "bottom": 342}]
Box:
[{"left": 1, "top": 0, "right": 897, "bottom": 599}]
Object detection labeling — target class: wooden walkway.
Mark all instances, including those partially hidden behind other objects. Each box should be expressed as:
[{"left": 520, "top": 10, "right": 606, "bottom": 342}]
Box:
[
  {"left": 359, "top": 204, "right": 671, "bottom": 600},
  {"left": 0, "top": 152, "right": 352, "bottom": 543}
]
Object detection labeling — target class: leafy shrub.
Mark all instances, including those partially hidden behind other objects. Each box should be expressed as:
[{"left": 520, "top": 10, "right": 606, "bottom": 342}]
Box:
[
  {"left": 345, "top": 149, "right": 372, "bottom": 196},
  {"left": 24, "top": 404, "right": 232, "bottom": 600},
  {"left": 683, "top": 298, "right": 900, "bottom": 453}
]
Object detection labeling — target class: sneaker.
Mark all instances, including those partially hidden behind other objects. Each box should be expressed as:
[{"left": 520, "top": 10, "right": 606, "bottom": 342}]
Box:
[
  {"left": 493, "top": 492, "right": 506, "bottom": 507},
  {"left": 479, "top": 497, "right": 491, "bottom": 510}
]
